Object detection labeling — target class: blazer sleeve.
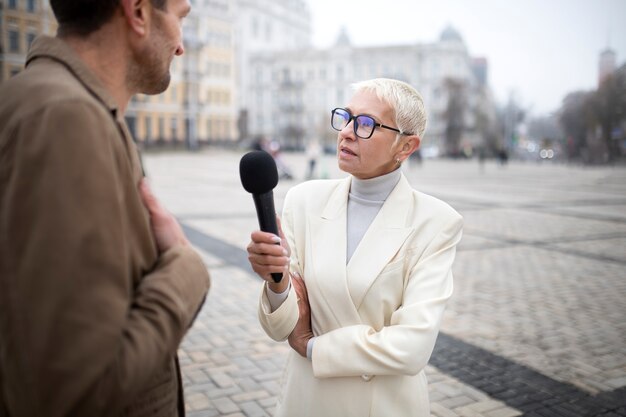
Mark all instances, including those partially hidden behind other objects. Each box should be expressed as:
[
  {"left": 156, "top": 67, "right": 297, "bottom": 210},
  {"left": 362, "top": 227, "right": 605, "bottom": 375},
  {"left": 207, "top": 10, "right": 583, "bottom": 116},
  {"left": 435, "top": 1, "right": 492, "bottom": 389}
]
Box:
[
  {"left": 0, "top": 101, "right": 210, "bottom": 417},
  {"left": 311, "top": 214, "right": 463, "bottom": 378},
  {"left": 257, "top": 188, "right": 302, "bottom": 341}
]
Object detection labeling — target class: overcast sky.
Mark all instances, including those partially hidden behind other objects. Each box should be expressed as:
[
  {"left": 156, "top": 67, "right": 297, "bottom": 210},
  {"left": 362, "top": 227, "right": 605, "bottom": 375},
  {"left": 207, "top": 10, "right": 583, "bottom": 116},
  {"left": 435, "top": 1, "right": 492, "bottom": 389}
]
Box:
[{"left": 307, "top": 0, "right": 626, "bottom": 117}]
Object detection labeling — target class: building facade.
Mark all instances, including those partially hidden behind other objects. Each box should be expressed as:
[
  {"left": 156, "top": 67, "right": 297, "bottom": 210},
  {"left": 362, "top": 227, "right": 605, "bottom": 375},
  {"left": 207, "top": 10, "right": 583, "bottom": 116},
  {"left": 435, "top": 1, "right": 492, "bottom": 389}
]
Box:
[
  {"left": 247, "top": 26, "right": 491, "bottom": 154},
  {"left": 232, "top": 0, "right": 312, "bottom": 140},
  {"left": 1, "top": 0, "right": 56, "bottom": 82}
]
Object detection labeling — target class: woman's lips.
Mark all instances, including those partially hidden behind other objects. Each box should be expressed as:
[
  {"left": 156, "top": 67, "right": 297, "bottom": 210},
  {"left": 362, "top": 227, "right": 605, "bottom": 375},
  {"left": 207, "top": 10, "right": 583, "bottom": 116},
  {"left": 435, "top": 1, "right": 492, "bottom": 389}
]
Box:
[{"left": 340, "top": 147, "right": 357, "bottom": 156}]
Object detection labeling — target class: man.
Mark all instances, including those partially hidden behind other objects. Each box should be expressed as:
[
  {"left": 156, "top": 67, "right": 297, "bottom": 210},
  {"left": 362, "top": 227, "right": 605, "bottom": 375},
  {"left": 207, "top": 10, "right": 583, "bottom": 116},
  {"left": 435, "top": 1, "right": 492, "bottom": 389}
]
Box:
[{"left": 0, "top": 0, "right": 210, "bottom": 416}]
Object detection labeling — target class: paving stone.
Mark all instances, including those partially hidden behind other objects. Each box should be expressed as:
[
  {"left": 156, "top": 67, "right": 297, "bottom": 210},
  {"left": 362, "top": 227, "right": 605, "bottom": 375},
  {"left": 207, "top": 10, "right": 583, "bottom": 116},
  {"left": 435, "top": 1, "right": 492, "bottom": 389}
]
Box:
[
  {"left": 431, "top": 402, "right": 460, "bottom": 417},
  {"left": 484, "top": 407, "right": 523, "bottom": 417},
  {"left": 238, "top": 401, "right": 269, "bottom": 417},
  {"left": 212, "top": 397, "right": 240, "bottom": 414}
]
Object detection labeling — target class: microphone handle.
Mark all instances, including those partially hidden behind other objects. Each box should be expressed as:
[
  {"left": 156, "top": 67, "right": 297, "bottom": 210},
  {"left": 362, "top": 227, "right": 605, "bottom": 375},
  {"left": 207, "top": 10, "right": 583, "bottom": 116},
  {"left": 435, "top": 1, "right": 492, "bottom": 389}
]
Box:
[{"left": 252, "top": 192, "right": 283, "bottom": 283}]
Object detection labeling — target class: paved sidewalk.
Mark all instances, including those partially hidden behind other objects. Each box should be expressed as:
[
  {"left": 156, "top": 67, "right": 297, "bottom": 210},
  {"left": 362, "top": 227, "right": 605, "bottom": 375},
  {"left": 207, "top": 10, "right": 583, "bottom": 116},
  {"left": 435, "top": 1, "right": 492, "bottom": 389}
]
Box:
[{"left": 143, "top": 149, "right": 626, "bottom": 417}]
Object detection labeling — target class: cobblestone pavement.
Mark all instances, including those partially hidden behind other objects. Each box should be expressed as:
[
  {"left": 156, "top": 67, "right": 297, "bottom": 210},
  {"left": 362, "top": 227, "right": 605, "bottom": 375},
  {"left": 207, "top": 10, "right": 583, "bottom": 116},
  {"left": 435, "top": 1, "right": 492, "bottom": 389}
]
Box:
[{"left": 143, "top": 150, "right": 626, "bottom": 417}]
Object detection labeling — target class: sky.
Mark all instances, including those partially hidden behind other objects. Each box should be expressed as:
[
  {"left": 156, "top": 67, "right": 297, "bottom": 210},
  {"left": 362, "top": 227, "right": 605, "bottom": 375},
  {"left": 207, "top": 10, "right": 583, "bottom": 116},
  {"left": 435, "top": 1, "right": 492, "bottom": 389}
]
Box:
[{"left": 306, "top": 0, "right": 626, "bottom": 117}]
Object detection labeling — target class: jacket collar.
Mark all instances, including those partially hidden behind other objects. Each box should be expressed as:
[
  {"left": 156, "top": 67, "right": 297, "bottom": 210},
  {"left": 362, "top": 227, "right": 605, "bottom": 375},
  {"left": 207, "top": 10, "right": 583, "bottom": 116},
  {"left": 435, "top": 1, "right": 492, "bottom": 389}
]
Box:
[
  {"left": 311, "top": 173, "right": 414, "bottom": 320},
  {"left": 26, "top": 36, "right": 119, "bottom": 116}
]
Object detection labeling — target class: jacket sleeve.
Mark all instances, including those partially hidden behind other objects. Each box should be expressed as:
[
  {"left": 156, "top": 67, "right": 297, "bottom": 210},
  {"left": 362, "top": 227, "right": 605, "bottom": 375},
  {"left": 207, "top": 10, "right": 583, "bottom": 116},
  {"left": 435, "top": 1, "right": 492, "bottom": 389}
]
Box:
[
  {"left": 311, "top": 215, "right": 463, "bottom": 378},
  {"left": 257, "top": 188, "right": 302, "bottom": 341},
  {"left": 0, "top": 101, "right": 210, "bottom": 417}
]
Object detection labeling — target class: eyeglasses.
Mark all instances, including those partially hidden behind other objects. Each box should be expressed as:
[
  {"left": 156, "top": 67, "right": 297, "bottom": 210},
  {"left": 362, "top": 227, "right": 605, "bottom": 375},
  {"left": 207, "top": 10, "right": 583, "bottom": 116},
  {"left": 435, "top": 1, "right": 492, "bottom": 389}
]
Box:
[{"left": 331, "top": 107, "right": 410, "bottom": 139}]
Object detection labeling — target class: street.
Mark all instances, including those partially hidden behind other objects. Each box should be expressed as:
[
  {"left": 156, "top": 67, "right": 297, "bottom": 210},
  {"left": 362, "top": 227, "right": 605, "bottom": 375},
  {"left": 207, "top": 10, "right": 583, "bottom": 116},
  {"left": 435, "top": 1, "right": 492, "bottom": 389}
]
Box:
[{"left": 143, "top": 150, "right": 626, "bottom": 417}]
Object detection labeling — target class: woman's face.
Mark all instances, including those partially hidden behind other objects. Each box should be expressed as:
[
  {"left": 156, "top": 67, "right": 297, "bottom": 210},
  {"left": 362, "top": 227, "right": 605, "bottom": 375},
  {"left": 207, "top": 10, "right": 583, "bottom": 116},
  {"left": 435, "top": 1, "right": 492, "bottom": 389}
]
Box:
[{"left": 336, "top": 90, "right": 403, "bottom": 179}]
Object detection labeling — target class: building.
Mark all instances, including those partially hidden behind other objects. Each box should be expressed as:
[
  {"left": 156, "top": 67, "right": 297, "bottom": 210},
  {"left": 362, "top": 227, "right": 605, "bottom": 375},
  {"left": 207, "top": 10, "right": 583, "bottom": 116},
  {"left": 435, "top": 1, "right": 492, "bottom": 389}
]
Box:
[
  {"left": 232, "top": 0, "right": 312, "bottom": 141},
  {"left": 598, "top": 47, "right": 616, "bottom": 86},
  {"left": 1, "top": 0, "right": 239, "bottom": 148},
  {"left": 247, "top": 25, "right": 491, "bottom": 154},
  {"left": 1, "top": 0, "right": 56, "bottom": 82}
]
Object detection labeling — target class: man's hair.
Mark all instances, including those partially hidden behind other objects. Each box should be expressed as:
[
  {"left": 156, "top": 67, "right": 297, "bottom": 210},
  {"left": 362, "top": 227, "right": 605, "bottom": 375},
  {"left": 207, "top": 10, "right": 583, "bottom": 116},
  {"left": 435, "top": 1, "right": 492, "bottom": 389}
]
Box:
[
  {"left": 351, "top": 78, "right": 427, "bottom": 140},
  {"left": 51, "top": 0, "right": 167, "bottom": 37}
]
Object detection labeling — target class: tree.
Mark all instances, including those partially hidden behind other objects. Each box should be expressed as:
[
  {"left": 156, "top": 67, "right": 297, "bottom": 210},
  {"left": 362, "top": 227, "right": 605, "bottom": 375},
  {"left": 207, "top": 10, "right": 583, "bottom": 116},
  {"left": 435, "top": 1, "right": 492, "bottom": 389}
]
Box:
[
  {"left": 559, "top": 91, "right": 594, "bottom": 161},
  {"left": 591, "top": 63, "right": 626, "bottom": 161},
  {"left": 443, "top": 78, "right": 467, "bottom": 157}
]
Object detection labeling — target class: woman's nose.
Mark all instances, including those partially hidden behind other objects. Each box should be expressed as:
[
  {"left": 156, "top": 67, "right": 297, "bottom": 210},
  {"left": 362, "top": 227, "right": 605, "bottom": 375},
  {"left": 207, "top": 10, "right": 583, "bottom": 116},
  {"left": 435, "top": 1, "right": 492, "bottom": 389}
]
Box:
[{"left": 340, "top": 120, "right": 357, "bottom": 141}]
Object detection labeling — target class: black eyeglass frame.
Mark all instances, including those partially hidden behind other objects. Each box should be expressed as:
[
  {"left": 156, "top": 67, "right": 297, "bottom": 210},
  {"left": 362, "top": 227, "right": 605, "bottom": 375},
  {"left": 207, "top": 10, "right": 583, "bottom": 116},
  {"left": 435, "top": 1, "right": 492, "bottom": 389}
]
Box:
[{"left": 331, "top": 107, "right": 411, "bottom": 139}]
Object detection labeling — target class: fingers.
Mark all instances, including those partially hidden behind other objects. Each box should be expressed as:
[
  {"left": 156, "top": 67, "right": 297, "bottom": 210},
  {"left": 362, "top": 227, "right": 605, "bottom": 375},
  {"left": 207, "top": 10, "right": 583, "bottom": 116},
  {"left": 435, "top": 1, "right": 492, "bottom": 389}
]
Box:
[
  {"left": 291, "top": 273, "right": 310, "bottom": 313},
  {"left": 247, "top": 232, "right": 289, "bottom": 281},
  {"left": 276, "top": 216, "right": 291, "bottom": 256},
  {"left": 139, "top": 179, "right": 159, "bottom": 215},
  {"left": 250, "top": 230, "right": 281, "bottom": 245}
]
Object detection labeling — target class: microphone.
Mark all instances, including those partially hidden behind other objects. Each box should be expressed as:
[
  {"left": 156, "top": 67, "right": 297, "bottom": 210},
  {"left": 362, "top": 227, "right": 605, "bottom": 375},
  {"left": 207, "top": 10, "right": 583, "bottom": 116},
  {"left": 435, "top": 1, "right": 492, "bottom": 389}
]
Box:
[{"left": 239, "top": 150, "right": 283, "bottom": 283}]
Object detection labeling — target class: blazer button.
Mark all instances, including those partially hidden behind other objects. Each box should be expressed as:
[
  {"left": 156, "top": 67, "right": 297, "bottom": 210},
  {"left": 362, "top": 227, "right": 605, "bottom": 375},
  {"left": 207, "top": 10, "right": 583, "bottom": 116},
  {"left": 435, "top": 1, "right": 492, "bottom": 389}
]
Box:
[{"left": 361, "top": 374, "right": 373, "bottom": 382}]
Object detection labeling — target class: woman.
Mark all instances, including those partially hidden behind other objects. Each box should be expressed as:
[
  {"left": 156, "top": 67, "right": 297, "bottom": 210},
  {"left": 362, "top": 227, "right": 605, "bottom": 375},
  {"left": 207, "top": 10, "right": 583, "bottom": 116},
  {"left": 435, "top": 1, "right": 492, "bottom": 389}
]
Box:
[{"left": 247, "top": 78, "right": 463, "bottom": 417}]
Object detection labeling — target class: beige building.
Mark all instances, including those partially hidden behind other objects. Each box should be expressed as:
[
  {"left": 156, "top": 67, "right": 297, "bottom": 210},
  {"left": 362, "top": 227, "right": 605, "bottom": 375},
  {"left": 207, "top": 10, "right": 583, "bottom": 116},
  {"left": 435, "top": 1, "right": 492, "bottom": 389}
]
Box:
[
  {"left": 1, "top": 0, "right": 238, "bottom": 148},
  {"left": 127, "top": 1, "right": 238, "bottom": 148},
  {"left": 1, "top": 0, "right": 56, "bottom": 82}
]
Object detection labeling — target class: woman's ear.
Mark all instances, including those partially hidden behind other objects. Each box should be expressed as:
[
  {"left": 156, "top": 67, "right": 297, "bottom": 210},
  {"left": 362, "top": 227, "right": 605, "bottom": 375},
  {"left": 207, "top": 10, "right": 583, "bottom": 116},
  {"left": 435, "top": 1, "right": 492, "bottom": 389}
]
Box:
[{"left": 398, "top": 135, "right": 421, "bottom": 162}]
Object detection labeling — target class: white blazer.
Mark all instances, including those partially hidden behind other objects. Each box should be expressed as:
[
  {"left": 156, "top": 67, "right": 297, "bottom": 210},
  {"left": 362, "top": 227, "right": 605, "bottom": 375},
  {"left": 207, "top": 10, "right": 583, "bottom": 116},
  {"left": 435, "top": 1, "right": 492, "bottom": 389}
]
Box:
[{"left": 259, "top": 173, "right": 463, "bottom": 417}]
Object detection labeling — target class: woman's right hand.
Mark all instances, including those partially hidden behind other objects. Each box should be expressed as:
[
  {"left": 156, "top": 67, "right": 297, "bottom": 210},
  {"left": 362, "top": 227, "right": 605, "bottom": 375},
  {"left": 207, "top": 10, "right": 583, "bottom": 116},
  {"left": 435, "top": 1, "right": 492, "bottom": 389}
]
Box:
[{"left": 247, "top": 217, "right": 291, "bottom": 293}]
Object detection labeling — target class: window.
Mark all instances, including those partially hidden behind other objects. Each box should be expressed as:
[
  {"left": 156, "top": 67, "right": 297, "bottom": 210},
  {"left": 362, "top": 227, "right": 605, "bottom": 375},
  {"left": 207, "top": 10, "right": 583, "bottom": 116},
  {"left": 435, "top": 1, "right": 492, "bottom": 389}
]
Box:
[
  {"left": 8, "top": 0, "right": 17, "bottom": 9},
  {"left": 26, "top": 33, "right": 36, "bottom": 49},
  {"left": 9, "top": 30, "right": 19, "bottom": 53},
  {"left": 27, "top": 0, "right": 36, "bottom": 12},
  {"left": 171, "top": 117, "right": 178, "bottom": 140},
  {"left": 336, "top": 65, "right": 344, "bottom": 81},
  {"left": 252, "top": 16, "right": 259, "bottom": 37},
  {"left": 158, "top": 117, "right": 165, "bottom": 139},
  {"left": 145, "top": 116, "right": 153, "bottom": 142},
  {"left": 265, "top": 21, "right": 272, "bottom": 41}
]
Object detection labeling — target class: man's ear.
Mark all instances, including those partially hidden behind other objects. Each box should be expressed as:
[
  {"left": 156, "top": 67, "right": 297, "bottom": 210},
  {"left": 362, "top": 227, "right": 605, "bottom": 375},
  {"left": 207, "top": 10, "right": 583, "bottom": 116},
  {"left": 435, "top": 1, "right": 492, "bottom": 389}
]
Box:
[{"left": 120, "top": 0, "right": 151, "bottom": 37}]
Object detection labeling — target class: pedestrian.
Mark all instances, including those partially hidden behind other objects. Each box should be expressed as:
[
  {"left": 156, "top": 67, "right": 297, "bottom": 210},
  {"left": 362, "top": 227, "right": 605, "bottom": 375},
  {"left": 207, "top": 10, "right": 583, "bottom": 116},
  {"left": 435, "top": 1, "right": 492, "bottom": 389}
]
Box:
[
  {"left": 305, "top": 137, "right": 321, "bottom": 180},
  {"left": 0, "top": 1, "right": 210, "bottom": 416},
  {"left": 246, "top": 78, "right": 463, "bottom": 417}
]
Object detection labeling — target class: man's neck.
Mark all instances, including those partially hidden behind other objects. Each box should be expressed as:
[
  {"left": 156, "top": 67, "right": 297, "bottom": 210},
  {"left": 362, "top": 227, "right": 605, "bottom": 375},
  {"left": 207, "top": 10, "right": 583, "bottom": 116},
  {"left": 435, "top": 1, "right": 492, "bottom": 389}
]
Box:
[{"left": 61, "top": 31, "right": 132, "bottom": 114}]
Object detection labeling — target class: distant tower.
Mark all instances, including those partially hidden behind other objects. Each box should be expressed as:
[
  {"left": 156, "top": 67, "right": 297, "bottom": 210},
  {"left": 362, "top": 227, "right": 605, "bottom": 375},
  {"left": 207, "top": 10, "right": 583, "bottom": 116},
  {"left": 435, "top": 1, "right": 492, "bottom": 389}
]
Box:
[
  {"left": 335, "top": 26, "right": 351, "bottom": 47},
  {"left": 598, "top": 48, "right": 616, "bottom": 86}
]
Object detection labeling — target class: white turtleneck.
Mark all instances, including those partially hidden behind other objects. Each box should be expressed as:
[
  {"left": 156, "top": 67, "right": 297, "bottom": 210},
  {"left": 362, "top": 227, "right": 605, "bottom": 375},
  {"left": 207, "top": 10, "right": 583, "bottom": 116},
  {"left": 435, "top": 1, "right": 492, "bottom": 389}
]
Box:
[{"left": 346, "top": 168, "right": 401, "bottom": 262}]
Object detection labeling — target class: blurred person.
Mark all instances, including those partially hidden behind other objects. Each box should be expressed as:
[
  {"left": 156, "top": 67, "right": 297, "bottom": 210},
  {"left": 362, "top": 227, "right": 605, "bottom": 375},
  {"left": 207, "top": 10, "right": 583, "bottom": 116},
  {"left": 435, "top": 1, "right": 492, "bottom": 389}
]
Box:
[
  {"left": 0, "top": 0, "right": 211, "bottom": 416},
  {"left": 268, "top": 140, "right": 294, "bottom": 180},
  {"left": 305, "top": 137, "right": 321, "bottom": 180},
  {"left": 247, "top": 78, "right": 463, "bottom": 417}
]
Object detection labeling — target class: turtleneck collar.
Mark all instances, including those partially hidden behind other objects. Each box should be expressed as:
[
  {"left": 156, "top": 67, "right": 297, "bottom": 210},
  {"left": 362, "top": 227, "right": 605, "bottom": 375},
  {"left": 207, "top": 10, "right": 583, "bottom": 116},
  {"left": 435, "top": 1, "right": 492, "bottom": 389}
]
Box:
[{"left": 350, "top": 168, "right": 402, "bottom": 202}]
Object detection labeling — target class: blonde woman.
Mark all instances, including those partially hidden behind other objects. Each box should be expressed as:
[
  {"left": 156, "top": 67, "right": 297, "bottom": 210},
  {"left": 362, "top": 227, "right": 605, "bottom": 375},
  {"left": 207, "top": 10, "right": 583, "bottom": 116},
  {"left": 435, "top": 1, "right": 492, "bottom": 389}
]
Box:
[{"left": 247, "top": 78, "right": 463, "bottom": 417}]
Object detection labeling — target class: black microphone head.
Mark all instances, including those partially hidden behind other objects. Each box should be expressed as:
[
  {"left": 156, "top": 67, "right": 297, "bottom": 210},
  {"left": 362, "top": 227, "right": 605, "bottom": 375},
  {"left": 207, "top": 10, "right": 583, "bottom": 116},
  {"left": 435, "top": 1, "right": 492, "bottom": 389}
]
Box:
[{"left": 239, "top": 150, "right": 279, "bottom": 194}]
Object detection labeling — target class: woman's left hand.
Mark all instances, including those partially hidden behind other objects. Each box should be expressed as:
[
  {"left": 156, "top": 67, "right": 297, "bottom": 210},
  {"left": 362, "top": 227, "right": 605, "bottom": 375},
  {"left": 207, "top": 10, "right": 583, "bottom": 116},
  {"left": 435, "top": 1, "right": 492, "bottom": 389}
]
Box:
[{"left": 288, "top": 272, "right": 314, "bottom": 358}]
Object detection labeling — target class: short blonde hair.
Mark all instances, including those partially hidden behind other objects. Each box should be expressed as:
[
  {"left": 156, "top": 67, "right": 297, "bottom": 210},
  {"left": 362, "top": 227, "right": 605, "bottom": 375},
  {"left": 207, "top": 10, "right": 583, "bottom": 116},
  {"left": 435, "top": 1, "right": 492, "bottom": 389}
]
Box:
[{"left": 351, "top": 78, "right": 427, "bottom": 139}]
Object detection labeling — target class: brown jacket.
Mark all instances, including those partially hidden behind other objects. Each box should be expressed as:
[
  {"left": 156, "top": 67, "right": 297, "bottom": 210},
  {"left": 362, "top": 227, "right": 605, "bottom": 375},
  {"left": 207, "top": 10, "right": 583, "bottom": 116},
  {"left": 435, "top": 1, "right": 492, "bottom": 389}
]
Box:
[{"left": 0, "top": 36, "right": 210, "bottom": 417}]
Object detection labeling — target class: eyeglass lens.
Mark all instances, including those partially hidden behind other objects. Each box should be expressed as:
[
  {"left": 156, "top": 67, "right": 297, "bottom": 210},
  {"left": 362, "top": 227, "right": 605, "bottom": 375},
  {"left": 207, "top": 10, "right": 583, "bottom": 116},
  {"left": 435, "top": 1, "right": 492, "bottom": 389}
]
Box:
[{"left": 331, "top": 109, "right": 376, "bottom": 139}]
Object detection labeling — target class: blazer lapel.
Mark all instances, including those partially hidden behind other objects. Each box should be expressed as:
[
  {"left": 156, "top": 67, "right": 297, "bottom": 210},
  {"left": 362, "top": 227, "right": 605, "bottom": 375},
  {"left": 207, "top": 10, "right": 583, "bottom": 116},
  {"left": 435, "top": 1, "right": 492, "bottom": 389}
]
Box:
[
  {"left": 308, "top": 177, "right": 362, "bottom": 328},
  {"left": 347, "top": 174, "right": 414, "bottom": 310}
]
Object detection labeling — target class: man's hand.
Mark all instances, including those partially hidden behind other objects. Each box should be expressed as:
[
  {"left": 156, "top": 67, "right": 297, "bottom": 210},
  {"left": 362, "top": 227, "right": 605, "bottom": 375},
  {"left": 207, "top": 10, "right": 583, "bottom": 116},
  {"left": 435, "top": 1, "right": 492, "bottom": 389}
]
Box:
[
  {"left": 139, "top": 178, "right": 189, "bottom": 253},
  {"left": 288, "top": 273, "right": 314, "bottom": 358}
]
